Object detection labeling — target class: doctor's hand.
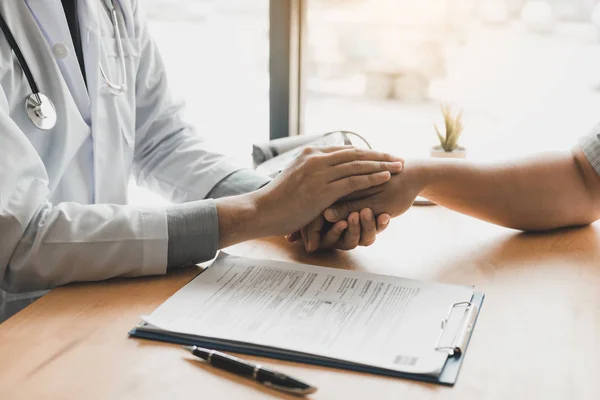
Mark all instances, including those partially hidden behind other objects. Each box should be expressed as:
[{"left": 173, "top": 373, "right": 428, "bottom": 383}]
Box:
[
  {"left": 244, "top": 146, "right": 403, "bottom": 239},
  {"left": 285, "top": 209, "right": 391, "bottom": 252}
]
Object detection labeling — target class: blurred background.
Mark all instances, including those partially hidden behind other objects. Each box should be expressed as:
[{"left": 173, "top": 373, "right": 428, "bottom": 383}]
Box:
[{"left": 132, "top": 0, "right": 600, "bottom": 203}]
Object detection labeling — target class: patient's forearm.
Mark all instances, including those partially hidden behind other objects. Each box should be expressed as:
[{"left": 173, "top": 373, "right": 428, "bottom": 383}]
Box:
[{"left": 416, "top": 149, "right": 600, "bottom": 231}]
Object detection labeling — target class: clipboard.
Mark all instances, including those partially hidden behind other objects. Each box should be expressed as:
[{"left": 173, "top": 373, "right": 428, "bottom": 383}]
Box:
[{"left": 129, "top": 292, "right": 484, "bottom": 386}]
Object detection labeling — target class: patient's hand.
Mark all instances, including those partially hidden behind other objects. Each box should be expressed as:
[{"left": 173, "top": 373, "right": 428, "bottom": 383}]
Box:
[
  {"left": 286, "top": 209, "right": 390, "bottom": 252},
  {"left": 323, "top": 166, "right": 423, "bottom": 223}
]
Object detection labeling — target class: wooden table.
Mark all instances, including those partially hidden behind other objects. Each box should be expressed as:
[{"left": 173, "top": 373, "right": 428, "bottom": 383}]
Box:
[{"left": 1, "top": 206, "right": 599, "bottom": 400}]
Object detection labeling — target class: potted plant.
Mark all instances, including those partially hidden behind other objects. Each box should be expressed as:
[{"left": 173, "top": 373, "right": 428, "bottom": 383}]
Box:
[{"left": 431, "top": 103, "right": 466, "bottom": 159}]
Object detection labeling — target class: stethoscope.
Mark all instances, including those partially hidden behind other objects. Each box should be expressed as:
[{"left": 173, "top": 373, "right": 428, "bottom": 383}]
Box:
[{"left": 0, "top": 0, "right": 127, "bottom": 131}]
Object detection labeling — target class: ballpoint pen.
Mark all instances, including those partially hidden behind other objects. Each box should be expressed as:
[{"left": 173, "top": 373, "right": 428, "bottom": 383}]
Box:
[{"left": 183, "top": 345, "right": 317, "bottom": 396}]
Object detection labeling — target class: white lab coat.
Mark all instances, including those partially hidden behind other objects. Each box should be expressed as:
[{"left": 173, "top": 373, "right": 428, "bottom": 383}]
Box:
[{"left": 0, "top": 0, "right": 242, "bottom": 293}]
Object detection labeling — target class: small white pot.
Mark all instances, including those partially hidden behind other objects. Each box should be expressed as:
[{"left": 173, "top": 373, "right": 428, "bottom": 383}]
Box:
[{"left": 430, "top": 145, "right": 467, "bottom": 159}]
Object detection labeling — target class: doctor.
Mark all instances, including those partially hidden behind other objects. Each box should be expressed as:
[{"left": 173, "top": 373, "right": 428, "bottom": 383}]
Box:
[{"left": 0, "top": 0, "right": 400, "bottom": 320}]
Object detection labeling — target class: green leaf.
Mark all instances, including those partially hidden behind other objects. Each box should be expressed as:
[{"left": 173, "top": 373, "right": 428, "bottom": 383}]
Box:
[
  {"left": 434, "top": 124, "right": 445, "bottom": 148},
  {"left": 434, "top": 103, "right": 464, "bottom": 152}
]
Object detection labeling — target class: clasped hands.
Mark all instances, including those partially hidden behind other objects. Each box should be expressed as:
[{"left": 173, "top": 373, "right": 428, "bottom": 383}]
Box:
[
  {"left": 255, "top": 145, "right": 418, "bottom": 253},
  {"left": 285, "top": 208, "right": 391, "bottom": 253}
]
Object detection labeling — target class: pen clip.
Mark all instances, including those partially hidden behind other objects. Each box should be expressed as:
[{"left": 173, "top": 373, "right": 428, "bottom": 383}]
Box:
[{"left": 262, "top": 381, "right": 318, "bottom": 396}]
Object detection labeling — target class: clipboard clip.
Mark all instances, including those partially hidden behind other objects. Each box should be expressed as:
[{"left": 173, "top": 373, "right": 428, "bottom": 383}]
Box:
[{"left": 434, "top": 301, "right": 478, "bottom": 357}]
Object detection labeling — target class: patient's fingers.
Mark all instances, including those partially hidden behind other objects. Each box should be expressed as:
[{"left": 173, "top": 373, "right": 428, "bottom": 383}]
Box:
[
  {"left": 338, "top": 212, "right": 361, "bottom": 250},
  {"left": 325, "top": 199, "right": 372, "bottom": 222},
  {"left": 305, "top": 217, "right": 325, "bottom": 252},
  {"left": 320, "top": 221, "right": 348, "bottom": 249},
  {"left": 358, "top": 209, "right": 376, "bottom": 246}
]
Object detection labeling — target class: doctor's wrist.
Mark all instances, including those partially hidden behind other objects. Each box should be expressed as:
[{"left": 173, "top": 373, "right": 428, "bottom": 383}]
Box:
[{"left": 214, "top": 192, "right": 267, "bottom": 249}]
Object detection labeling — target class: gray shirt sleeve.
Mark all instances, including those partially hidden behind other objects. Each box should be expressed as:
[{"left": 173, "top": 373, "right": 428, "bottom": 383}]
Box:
[
  {"left": 579, "top": 124, "right": 600, "bottom": 176},
  {"left": 166, "top": 170, "right": 271, "bottom": 268}
]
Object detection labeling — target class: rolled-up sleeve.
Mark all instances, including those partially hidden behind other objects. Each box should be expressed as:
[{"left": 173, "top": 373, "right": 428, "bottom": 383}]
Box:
[{"left": 579, "top": 125, "right": 600, "bottom": 176}]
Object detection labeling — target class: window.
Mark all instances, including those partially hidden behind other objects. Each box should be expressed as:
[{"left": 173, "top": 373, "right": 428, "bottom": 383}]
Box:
[
  {"left": 304, "top": 0, "right": 600, "bottom": 160},
  {"left": 130, "top": 0, "right": 269, "bottom": 205}
]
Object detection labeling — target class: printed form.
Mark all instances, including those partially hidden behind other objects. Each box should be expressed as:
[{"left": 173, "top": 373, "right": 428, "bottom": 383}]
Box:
[{"left": 143, "top": 253, "right": 474, "bottom": 375}]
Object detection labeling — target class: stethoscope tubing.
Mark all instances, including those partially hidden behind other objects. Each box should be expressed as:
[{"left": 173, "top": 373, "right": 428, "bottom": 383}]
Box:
[
  {"left": 0, "top": 0, "right": 127, "bottom": 131},
  {"left": 0, "top": 10, "right": 41, "bottom": 98}
]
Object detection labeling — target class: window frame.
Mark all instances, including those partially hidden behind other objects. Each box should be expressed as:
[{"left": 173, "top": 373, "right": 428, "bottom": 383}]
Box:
[{"left": 269, "top": 0, "right": 306, "bottom": 139}]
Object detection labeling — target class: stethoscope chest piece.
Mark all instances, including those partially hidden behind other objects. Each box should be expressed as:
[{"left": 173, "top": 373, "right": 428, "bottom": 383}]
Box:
[{"left": 25, "top": 93, "right": 57, "bottom": 131}]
